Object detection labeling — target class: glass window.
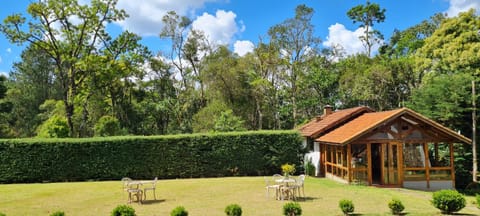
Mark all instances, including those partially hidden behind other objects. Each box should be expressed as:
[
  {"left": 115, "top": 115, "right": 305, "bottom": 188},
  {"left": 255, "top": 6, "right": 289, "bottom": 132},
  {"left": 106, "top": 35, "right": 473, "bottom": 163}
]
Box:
[
  {"left": 351, "top": 144, "right": 367, "bottom": 168},
  {"left": 403, "top": 143, "right": 426, "bottom": 168},
  {"left": 404, "top": 170, "right": 426, "bottom": 181},
  {"left": 428, "top": 143, "right": 451, "bottom": 167},
  {"left": 352, "top": 170, "right": 368, "bottom": 185},
  {"left": 326, "top": 145, "right": 331, "bottom": 162},
  {"left": 430, "top": 170, "right": 452, "bottom": 180}
]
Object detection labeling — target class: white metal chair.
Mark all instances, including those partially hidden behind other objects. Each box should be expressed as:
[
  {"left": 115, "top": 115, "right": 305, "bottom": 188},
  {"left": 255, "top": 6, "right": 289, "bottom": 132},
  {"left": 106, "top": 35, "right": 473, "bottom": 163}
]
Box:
[
  {"left": 264, "top": 176, "right": 281, "bottom": 199},
  {"left": 292, "top": 174, "right": 305, "bottom": 198},
  {"left": 143, "top": 177, "right": 158, "bottom": 200},
  {"left": 121, "top": 177, "right": 132, "bottom": 191},
  {"left": 122, "top": 177, "right": 143, "bottom": 204}
]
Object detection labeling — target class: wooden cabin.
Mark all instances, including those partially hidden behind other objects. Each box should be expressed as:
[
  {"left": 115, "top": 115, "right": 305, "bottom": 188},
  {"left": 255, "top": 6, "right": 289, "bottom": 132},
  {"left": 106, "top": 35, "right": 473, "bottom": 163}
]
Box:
[{"left": 300, "top": 106, "right": 471, "bottom": 190}]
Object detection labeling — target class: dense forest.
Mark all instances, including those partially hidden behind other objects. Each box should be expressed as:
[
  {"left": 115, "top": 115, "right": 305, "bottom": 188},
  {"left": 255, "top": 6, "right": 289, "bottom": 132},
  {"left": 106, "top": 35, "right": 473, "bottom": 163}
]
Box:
[{"left": 0, "top": 0, "right": 479, "bottom": 140}]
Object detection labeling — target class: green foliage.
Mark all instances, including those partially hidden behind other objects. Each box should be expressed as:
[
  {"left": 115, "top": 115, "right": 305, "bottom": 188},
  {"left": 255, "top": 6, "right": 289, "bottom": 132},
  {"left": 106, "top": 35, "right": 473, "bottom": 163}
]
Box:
[
  {"left": 304, "top": 158, "right": 315, "bottom": 176},
  {"left": 224, "top": 203, "right": 242, "bottom": 216},
  {"left": 36, "top": 115, "right": 70, "bottom": 138},
  {"left": 388, "top": 198, "right": 405, "bottom": 215},
  {"left": 283, "top": 202, "right": 302, "bottom": 216},
  {"left": 94, "top": 116, "right": 123, "bottom": 137},
  {"left": 49, "top": 211, "right": 65, "bottom": 216},
  {"left": 347, "top": 1, "right": 386, "bottom": 56},
  {"left": 213, "top": 110, "right": 246, "bottom": 132},
  {"left": 0, "top": 130, "right": 303, "bottom": 183},
  {"left": 192, "top": 100, "right": 228, "bottom": 133},
  {"left": 431, "top": 190, "right": 466, "bottom": 214},
  {"left": 476, "top": 194, "right": 480, "bottom": 209},
  {"left": 111, "top": 204, "right": 135, "bottom": 216},
  {"left": 170, "top": 206, "right": 188, "bottom": 216},
  {"left": 0, "top": 212, "right": 5, "bottom": 216},
  {"left": 339, "top": 199, "right": 355, "bottom": 215}
]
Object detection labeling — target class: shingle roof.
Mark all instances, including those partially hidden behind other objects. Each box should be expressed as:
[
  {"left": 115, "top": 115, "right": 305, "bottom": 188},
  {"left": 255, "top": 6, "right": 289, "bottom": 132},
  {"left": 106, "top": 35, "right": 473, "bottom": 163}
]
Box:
[
  {"left": 298, "top": 106, "right": 372, "bottom": 137},
  {"left": 316, "top": 108, "right": 471, "bottom": 145}
]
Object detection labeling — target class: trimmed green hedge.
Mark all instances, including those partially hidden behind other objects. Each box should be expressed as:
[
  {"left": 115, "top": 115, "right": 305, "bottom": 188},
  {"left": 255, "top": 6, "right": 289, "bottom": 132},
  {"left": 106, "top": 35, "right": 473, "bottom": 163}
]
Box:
[{"left": 0, "top": 130, "right": 303, "bottom": 183}]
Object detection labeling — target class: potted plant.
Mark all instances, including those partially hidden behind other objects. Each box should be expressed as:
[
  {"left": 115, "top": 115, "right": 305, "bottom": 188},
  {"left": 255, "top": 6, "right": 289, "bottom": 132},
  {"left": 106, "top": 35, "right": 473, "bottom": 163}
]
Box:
[{"left": 281, "top": 163, "right": 296, "bottom": 178}]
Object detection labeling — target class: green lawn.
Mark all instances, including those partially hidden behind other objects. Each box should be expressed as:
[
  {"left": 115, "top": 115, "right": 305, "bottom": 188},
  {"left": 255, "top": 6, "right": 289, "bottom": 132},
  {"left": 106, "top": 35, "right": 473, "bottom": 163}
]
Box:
[{"left": 0, "top": 177, "right": 478, "bottom": 216}]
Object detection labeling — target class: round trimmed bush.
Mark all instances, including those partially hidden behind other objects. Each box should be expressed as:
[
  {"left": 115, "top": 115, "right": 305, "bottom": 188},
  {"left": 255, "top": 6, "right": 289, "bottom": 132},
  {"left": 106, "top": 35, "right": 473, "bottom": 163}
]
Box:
[
  {"left": 388, "top": 198, "right": 405, "bottom": 215},
  {"left": 111, "top": 204, "right": 136, "bottom": 216},
  {"left": 339, "top": 199, "right": 354, "bottom": 215},
  {"left": 171, "top": 206, "right": 188, "bottom": 216},
  {"left": 50, "top": 211, "right": 65, "bottom": 216},
  {"left": 283, "top": 202, "right": 302, "bottom": 216},
  {"left": 431, "top": 189, "right": 466, "bottom": 214},
  {"left": 225, "top": 204, "right": 242, "bottom": 216}
]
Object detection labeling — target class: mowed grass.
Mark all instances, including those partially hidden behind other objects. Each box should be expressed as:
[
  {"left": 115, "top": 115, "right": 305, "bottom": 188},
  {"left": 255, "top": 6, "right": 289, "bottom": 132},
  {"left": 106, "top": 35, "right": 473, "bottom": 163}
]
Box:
[{"left": 0, "top": 177, "right": 479, "bottom": 216}]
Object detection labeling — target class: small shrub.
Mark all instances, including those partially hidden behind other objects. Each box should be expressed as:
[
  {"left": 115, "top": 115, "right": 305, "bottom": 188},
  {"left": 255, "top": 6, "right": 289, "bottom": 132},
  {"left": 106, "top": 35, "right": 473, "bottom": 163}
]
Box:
[
  {"left": 476, "top": 194, "right": 480, "bottom": 209},
  {"left": 170, "top": 206, "right": 188, "bottom": 216},
  {"left": 225, "top": 203, "right": 242, "bottom": 216},
  {"left": 111, "top": 204, "right": 135, "bottom": 216},
  {"left": 283, "top": 202, "right": 302, "bottom": 216},
  {"left": 388, "top": 198, "right": 405, "bottom": 215},
  {"left": 304, "top": 158, "right": 315, "bottom": 176},
  {"left": 50, "top": 211, "right": 65, "bottom": 216},
  {"left": 431, "top": 189, "right": 466, "bottom": 214},
  {"left": 0, "top": 212, "right": 6, "bottom": 216},
  {"left": 339, "top": 199, "right": 354, "bottom": 215}
]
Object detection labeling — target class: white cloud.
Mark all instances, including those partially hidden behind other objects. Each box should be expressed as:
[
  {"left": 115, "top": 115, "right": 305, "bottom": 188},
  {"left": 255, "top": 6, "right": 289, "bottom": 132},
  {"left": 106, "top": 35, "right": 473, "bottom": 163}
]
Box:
[
  {"left": 116, "top": 0, "right": 218, "bottom": 36},
  {"left": 233, "top": 40, "right": 254, "bottom": 56},
  {"left": 0, "top": 71, "right": 8, "bottom": 78},
  {"left": 6, "top": 48, "right": 11, "bottom": 53},
  {"left": 323, "top": 23, "right": 366, "bottom": 56},
  {"left": 446, "top": 0, "right": 480, "bottom": 17},
  {"left": 192, "top": 10, "right": 244, "bottom": 45}
]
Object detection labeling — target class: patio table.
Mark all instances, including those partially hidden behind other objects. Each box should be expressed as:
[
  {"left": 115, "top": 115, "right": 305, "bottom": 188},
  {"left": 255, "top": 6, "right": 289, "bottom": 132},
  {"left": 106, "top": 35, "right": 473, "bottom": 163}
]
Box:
[{"left": 275, "top": 178, "right": 296, "bottom": 200}]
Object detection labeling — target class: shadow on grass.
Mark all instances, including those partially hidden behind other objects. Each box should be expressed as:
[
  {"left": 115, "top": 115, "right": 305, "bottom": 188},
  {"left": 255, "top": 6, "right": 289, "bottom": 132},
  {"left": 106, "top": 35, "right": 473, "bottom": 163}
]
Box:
[
  {"left": 446, "top": 213, "right": 479, "bottom": 216},
  {"left": 141, "top": 199, "right": 166, "bottom": 205},
  {"left": 292, "top": 196, "right": 320, "bottom": 202}
]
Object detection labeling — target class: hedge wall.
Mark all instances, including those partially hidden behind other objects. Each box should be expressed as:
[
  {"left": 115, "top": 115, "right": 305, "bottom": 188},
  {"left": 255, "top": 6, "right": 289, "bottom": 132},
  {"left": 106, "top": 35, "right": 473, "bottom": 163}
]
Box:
[{"left": 0, "top": 130, "right": 304, "bottom": 183}]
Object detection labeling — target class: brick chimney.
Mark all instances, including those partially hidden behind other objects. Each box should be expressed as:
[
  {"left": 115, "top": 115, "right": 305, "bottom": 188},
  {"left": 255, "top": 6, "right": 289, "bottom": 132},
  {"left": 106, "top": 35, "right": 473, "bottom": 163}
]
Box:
[{"left": 324, "top": 105, "right": 333, "bottom": 116}]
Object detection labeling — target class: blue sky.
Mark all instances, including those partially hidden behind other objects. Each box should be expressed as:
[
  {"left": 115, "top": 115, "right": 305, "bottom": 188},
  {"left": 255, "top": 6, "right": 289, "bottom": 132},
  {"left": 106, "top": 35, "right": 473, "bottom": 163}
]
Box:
[{"left": 1, "top": 0, "right": 479, "bottom": 77}]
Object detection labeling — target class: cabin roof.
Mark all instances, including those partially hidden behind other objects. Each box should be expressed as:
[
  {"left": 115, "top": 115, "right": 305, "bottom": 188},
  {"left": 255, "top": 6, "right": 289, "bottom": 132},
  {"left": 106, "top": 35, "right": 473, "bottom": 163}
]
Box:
[
  {"left": 314, "top": 107, "right": 471, "bottom": 145},
  {"left": 298, "top": 106, "right": 373, "bottom": 138}
]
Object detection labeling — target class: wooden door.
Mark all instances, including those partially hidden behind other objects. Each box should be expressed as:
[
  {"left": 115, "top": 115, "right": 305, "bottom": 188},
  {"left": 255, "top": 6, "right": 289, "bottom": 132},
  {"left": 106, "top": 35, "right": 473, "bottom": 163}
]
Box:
[{"left": 381, "top": 142, "right": 401, "bottom": 185}]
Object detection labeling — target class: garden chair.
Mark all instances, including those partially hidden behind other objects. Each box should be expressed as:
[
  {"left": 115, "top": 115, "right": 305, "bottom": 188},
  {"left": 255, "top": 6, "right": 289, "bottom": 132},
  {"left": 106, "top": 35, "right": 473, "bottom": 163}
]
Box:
[
  {"left": 264, "top": 176, "right": 281, "bottom": 199},
  {"left": 122, "top": 177, "right": 143, "bottom": 204},
  {"left": 143, "top": 177, "right": 158, "bottom": 200},
  {"left": 292, "top": 174, "right": 305, "bottom": 198},
  {"left": 127, "top": 187, "right": 143, "bottom": 204},
  {"left": 121, "top": 177, "right": 132, "bottom": 191}
]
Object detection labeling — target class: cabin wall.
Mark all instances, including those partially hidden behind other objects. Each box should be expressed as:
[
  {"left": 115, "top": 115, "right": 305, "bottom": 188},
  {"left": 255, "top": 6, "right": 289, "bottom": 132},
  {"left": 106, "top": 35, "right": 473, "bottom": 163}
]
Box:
[{"left": 304, "top": 138, "right": 321, "bottom": 176}]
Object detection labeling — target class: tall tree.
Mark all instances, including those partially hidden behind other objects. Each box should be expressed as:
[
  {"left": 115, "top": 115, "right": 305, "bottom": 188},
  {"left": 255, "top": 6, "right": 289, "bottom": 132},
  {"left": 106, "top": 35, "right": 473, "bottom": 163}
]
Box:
[
  {"left": 347, "top": 0, "right": 386, "bottom": 57},
  {"left": 6, "top": 45, "right": 62, "bottom": 137},
  {"left": 160, "top": 11, "right": 192, "bottom": 90},
  {"left": 268, "top": 4, "right": 321, "bottom": 127},
  {"left": 0, "top": 75, "right": 14, "bottom": 137},
  {"left": 414, "top": 9, "right": 480, "bottom": 183},
  {"left": 0, "top": 0, "right": 128, "bottom": 136}
]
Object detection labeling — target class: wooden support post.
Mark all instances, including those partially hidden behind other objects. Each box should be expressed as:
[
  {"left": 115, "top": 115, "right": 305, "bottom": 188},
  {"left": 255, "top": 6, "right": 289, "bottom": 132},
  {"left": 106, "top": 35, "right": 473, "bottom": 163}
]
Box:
[
  {"left": 367, "top": 143, "right": 372, "bottom": 186},
  {"left": 347, "top": 143, "right": 352, "bottom": 183},
  {"left": 450, "top": 142, "right": 455, "bottom": 188},
  {"left": 424, "top": 142, "right": 430, "bottom": 189},
  {"left": 398, "top": 142, "right": 404, "bottom": 186}
]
